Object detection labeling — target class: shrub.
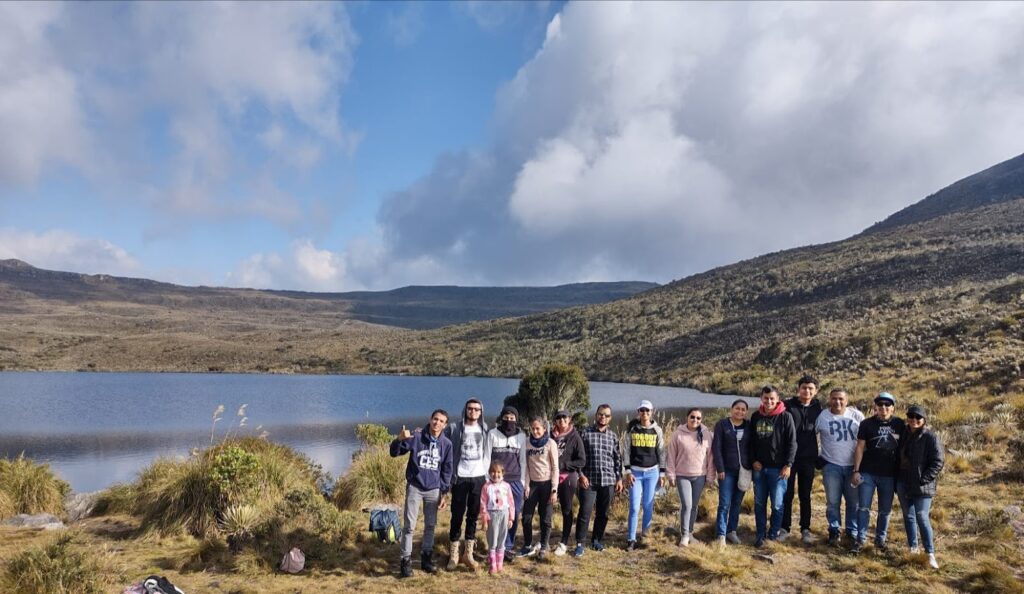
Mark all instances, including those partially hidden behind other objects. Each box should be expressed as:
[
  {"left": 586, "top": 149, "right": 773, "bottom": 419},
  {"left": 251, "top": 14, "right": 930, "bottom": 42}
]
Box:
[
  {"left": 355, "top": 424, "right": 393, "bottom": 449},
  {"left": 90, "top": 483, "right": 136, "bottom": 517},
  {"left": 503, "top": 362, "right": 590, "bottom": 425},
  {"left": 0, "top": 455, "right": 71, "bottom": 517},
  {"left": 333, "top": 445, "right": 405, "bottom": 511},
  {"left": 0, "top": 532, "right": 119, "bottom": 594}
]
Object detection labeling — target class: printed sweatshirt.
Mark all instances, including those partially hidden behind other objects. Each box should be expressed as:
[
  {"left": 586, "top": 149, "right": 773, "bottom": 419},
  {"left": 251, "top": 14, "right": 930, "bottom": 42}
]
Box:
[
  {"left": 389, "top": 430, "right": 454, "bottom": 493},
  {"left": 524, "top": 439, "right": 560, "bottom": 490},
  {"left": 479, "top": 480, "right": 516, "bottom": 523},
  {"left": 666, "top": 423, "right": 716, "bottom": 482},
  {"left": 553, "top": 426, "right": 587, "bottom": 475},
  {"left": 748, "top": 407, "right": 797, "bottom": 468},
  {"left": 623, "top": 420, "right": 667, "bottom": 475},
  {"left": 487, "top": 428, "right": 528, "bottom": 482}
]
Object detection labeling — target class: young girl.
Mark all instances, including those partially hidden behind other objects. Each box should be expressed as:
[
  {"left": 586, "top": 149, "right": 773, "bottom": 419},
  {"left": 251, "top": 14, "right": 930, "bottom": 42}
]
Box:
[
  {"left": 520, "top": 417, "right": 560, "bottom": 559},
  {"left": 480, "top": 461, "right": 515, "bottom": 574}
]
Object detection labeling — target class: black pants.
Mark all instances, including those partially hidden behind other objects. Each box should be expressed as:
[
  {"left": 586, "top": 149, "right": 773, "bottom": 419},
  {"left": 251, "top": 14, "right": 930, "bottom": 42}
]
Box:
[
  {"left": 782, "top": 458, "right": 817, "bottom": 532},
  {"left": 557, "top": 472, "right": 578, "bottom": 543},
  {"left": 448, "top": 475, "right": 486, "bottom": 541},
  {"left": 576, "top": 484, "right": 614, "bottom": 544},
  {"left": 521, "top": 480, "right": 554, "bottom": 548}
]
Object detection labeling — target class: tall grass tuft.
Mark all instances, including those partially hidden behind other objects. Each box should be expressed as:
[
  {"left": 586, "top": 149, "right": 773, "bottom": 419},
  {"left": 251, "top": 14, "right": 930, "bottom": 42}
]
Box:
[
  {"left": 0, "top": 455, "right": 71, "bottom": 517},
  {"left": 0, "top": 532, "right": 120, "bottom": 594},
  {"left": 0, "top": 489, "right": 15, "bottom": 520},
  {"left": 332, "top": 445, "right": 405, "bottom": 510},
  {"left": 90, "top": 483, "right": 136, "bottom": 516}
]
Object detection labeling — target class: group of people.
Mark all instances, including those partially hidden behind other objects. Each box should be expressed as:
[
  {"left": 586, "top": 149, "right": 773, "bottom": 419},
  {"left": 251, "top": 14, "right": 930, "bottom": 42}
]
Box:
[{"left": 388, "top": 376, "right": 944, "bottom": 577}]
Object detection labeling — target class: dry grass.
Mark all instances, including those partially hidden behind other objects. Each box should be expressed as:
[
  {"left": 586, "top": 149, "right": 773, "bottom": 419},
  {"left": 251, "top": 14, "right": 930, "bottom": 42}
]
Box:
[
  {"left": 0, "top": 532, "right": 122, "bottom": 594},
  {"left": 333, "top": 445, "right": 407, "bottom": 511},
  {"left": 0, "top": 455, "right": 71, "bottom": 517}
]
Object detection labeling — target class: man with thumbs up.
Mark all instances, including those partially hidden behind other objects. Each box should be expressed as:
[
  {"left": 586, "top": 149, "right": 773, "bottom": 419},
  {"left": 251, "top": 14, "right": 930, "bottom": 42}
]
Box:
[{"left": 391, "top": 409, "right": 454, "bottom": 578}]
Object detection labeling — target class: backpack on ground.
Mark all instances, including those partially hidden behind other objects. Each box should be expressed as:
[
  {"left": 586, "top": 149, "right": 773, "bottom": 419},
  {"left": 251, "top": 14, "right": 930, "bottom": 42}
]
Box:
[
  {"left": 142, "top": 575, "right": 185, "bottom": 594},
  {"left": 368, "top": 505, "right": 401, "bottom": 544}
]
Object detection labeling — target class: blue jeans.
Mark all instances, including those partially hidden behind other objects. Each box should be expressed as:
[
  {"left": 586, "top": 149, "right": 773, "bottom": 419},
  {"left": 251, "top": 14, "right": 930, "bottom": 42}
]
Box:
[
  {"left": 753, "top": 467, "right": 787, "bottom": 540},
  {"left": 627, "top": 467, "right": 659, "bottom": 541},
  {"left": 504, "top": 479, "right": 525, "bottom": 550},
  {"left": 897, "top": 485, "right": 935, "bottom": 553},
  {"left": 857, "top": 472, "right": 895, "bottom": 544},
  {"left": 822, "top": 463, "right": 858, "bottom": 538},
  {"left": 715, "top": 469, "right": 746, "bottom": 537}
]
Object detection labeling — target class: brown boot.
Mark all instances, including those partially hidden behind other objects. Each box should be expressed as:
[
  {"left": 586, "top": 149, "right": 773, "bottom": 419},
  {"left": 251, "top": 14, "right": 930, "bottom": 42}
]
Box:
[
  {"left": 447, "top": 540, "right": 461, "bottom": 571},
  {"left": 462, "top": 539, "right": 479, "bottom": 570}
]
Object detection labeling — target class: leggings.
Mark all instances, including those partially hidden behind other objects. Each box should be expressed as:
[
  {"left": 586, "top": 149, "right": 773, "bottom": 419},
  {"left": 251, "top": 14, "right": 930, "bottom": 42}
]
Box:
[
  {"left": 676, "top": 475, "right": 707, "bottom": 535},
  {"left": 557, "top": 472, "right": 578, "bottom": 544},
  {"left": 522, "top": 480, "right": 554, "bottom": 548},
  {"left": 485, "top": 509, "right": 509, "bottom": 553}
]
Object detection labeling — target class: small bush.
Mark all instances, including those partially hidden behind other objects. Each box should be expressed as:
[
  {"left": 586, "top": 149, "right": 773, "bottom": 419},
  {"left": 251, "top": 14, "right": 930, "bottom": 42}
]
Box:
[
  {"left": 90, "top": 483, "right": 136, "bottom": 517},
  {"left": 355, "top": 424, "right": 393, "bottom": 449},
  {"left": 333, "top": 445, "right": 405, "bottom": 510},
  {"left": 0, "top": 532, "right": 119, "bottom": 594},
  {"left": 0, "top": 455, "right": 71, "bottom": 517}
]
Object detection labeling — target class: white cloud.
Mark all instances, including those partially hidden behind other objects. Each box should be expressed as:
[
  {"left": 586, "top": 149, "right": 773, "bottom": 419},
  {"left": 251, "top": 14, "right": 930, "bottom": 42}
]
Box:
[
  {"left": 367, "top": 2, "right": 1024, "bottom": 286},
  {"left": 0, "top": 228, "right": 140, "bottom": 276},
  {"left": 385, "top": 3, "right": 424, "bottom": 47}
]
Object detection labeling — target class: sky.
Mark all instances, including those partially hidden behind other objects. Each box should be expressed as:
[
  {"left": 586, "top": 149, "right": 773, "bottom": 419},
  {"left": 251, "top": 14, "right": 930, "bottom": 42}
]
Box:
[{"left": 1, "top": 1, "right": 1023, "bottom": 292}]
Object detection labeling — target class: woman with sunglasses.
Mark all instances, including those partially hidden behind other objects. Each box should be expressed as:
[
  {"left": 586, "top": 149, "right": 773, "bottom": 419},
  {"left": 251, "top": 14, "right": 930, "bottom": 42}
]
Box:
[
  {"left": 666, "top": 407, "right": 716, "bottom": 546},
  {"left": 896, "top": 405, "right": 944, "bottom": 569},
  {"left": 623, "top": 400, "right": 667, "bottom": 551},
  {"left": 711, "top": 399, "right": 751, "bottom": 546},
  {"left": 851, "top": 392, "right": 905, "bottom": 553}
]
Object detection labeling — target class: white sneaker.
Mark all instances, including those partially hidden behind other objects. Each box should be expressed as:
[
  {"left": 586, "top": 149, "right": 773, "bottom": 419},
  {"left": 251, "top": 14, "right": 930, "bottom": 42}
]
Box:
[
  {"left": 716, "top": 536, "right": 726, "bottom": 547},
  {"left": 928, "top": 554, "right": 939, "bottom": 569},
  {"left": 554, "top": 542, "right": 567, "bottom": 556},
  {"left": 678, "top": 533, "right": 690, "bottom": 547},
  {"left": 726, "top": 531, "right": 741, "bottom": 545},
  {"left": 778, "top": 529, "right": 790, "bottom": 542},
  {"left": 801, "top": 529, "right": 813, "bottom": 544},
  {"left": 909, "top": 546, "right": 921, "bottom": 555}
]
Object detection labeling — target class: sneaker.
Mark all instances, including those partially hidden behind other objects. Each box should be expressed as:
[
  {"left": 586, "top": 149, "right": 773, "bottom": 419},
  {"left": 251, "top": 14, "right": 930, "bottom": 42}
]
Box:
[
  {"left": 554, "top": 542, "right": 567, "bottom": 556},
  {"left": 538, "top": 547, "right": 547, "bottom": 561},
  {"left": 679, "top": 533, "right": 690, "bottom": 547},
  {"left": 639, "top": 528, "right": 649, "bottom": 544},
  {"left": 777, "top": 529, "right": 790, "bottom": 542},
  {"left": 726, "top": 531, "right": 741, "bottom": 545},
  {"left": 591, "top": 541, "right": 605, "bottom": 552},
  {"left": 625, "top": 540, "right": 637, "bottom": 551},
  {"left": 716, "top": 536, "right": 726, "bottom": 547},
  {"left": 875, "top": 540, "right": 888, "bottom": 552},
  {"left": 928, "top": 553, "right": 939, "bottom": 569},
  {"left": 909, "top": 546, "right": 921, "bottom": 554},
  {"left": 755, "top": 538, "right": 765, "bottom": 548},
  {"left": 519, "top": 544, "right": 539, "bottom": 558},
  {"left": 850, "top": 541, "right": 863, "bottom": 554},
  {"left": 802, "top": 529, "right": 813, "bottom": 544},
  {"left": 573, "top": 543, "right": 585, "bottom": 558},
  {"left": 504, "top": 550, "right": 516, "bottom": 565}
]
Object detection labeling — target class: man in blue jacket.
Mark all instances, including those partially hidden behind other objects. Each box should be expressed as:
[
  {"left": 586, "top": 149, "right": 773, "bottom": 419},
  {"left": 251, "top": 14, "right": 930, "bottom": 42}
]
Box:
[{"left": 391, "top": 409, "right": 454, "bottom": 578}]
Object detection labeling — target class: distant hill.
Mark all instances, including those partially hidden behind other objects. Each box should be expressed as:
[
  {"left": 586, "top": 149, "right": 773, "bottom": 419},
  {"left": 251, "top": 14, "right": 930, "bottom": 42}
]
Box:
[
  {"left": 866, "top": 151, "right": 1024, "bottom": 233},
  {"left": 363, "top": 154, "right": 1024, "bottom": 397}
]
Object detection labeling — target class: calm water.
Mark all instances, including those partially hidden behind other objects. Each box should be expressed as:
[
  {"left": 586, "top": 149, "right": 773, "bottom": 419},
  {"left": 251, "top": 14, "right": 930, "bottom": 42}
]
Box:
[{"left": 0, "top": 372, "right": 750, "bottom": 492}]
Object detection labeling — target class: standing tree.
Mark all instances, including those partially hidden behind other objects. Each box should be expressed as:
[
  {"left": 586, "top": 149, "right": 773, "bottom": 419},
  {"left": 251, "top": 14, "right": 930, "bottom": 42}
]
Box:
[{"left": 503, "top": 362, "right": 590, "bottom": 426}]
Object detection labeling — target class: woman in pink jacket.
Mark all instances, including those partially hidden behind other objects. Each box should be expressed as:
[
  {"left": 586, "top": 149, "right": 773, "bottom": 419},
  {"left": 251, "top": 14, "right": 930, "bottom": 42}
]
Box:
[{"left": 666, "top": 408, "right": 716, "bottom": 546}]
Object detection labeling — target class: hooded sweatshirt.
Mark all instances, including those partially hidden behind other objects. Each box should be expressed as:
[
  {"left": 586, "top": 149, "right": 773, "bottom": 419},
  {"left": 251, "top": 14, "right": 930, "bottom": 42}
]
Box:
[
  {"left": 623, "top": 419, "right": 667, "bottom": 475},
  {"left": 445, "top": 401, "right": 490, "bottom": 478},
  {"left": 785, "top": 396, "right": 823, "bottom": 461},
  {"left": 749, "top": 401, "right": 797, "bottom": 469},
  {"left": 552, "top": 424, "right": 587, "bottom": 481},
  {"left": 390, "top": 429, "right": 454, "bottom": 493},
  {"left": 487, "top": 406, "right": 528, "bottom": 482},
  {"left": 666, "top": 423, "right": 716, "bottom": 482}
]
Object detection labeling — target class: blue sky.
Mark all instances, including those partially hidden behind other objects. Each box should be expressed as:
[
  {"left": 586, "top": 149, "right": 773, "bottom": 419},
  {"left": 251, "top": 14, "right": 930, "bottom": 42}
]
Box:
[{"left": 1, "top": 2, "right": 1023, "bottom": 291}]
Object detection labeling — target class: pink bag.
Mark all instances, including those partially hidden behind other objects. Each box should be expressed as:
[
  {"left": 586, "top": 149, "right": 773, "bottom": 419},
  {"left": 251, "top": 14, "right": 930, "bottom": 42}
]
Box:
[{"left": 280, "top": 547, "right": 305, "bottom": 574}]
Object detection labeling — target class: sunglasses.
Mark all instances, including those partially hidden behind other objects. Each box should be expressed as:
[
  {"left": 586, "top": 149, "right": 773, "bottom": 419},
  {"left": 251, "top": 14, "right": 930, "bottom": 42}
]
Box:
[
  {"left": 637, "top": 408, "right": 651, "bottom": 413},
  {"left": 596, "top": 412, "right": 612, "bottom": 418},
  {"left": 466, "top": 407, "right": 482, "bottom": 412},
  {"left": 906, "top": 413, "right": 924, "bottom": 420},
  {"left": 874, "top": 402, "right": 894, "bottom": 407},
  {"left": 689, "top": 415, "right": 702, "bottom": 420}
]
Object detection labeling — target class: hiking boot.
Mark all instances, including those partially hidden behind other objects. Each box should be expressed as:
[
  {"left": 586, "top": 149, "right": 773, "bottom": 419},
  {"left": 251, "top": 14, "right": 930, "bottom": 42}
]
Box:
[
  {"left": 802, "top": 529, "right": 813, "bottom": 544},
  {"left": 573, "top": 543, "right": 585, "bottom": 558},
  {"left": 755, "top": 538, "right": 765, "bottom": 548},
  {"left": 399, "top": 556, "right": 413, "bottom": 578},
  {"left": 827, "top": 531, "right": 839, "bottom": 547},
  {"left": 850, "top": 540, "right": 863, "bottom": 554},
  {"left": 421, "top": 550, "right": 437, "bottom": 574},
  {"left": 875, "top": 540, "right": 888, "bottom": 552},
  {"left": 625, "top": 540, "right": 637, "bottom": 551},
  {"left": 447, "top": 540, "right": 461, "bottom": 571},
  {"left": 726, "top": 531, "right": 741, "bottom": 545},
  {"left": 462, "top": 539, "right": 478, "bottom": 570},
  {"left": 554, "top": 542, "right": 567, "bottom": 556},
  {"left": 928, "top": 553, "right": 939, "bottom": 569}
]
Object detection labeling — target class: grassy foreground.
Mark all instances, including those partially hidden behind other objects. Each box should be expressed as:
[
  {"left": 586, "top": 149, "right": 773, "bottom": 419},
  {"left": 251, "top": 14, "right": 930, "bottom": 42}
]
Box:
[{"left": 2, "top": 396, "right": 1023, "bottom": 593}]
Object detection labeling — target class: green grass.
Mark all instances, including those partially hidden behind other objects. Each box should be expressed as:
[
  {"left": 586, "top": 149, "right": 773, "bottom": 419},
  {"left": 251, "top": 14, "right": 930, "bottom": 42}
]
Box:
[
  {"left": 333, "top": 445, "right": 406, "bottom": 511},
  {"left": 0, "top": 532, "right": 120, "bottom": 594}
]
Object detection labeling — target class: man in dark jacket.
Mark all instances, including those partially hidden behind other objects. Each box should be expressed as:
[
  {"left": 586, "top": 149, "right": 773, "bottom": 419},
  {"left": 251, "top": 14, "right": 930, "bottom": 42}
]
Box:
[
  {"left": 444, "top": 398, "right": 489, "bottom": 570},
  {"left": 782, "top": 375, "right": 823, "bottom": 544},
  {"left": 896, "top": 404, "right": 944, "bottom": 569},
  {"left": 391, "top": 409, "right": 454, "bottom": 578},
  {"left": 749, "top": 385, "right": 797, "bottom": 547}
]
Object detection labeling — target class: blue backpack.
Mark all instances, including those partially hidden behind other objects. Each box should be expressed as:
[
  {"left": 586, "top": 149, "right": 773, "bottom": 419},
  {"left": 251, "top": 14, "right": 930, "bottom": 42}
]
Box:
[{"left": 368, "top": 507, "right": 401, "bottom": 544}]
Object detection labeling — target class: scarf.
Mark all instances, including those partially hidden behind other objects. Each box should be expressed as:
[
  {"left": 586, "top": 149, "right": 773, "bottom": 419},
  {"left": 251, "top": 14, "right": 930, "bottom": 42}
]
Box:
[
  {"left": 529, "top": 432, "right": 550, "bottom": 448},
  {"left": 551, "top": 424, "right": 574, "bottom": 439},
  {"left": 759, "top": 400, "right": 786, "bottom": 417},
  {"left": 499, "top": 419, "right": 520, "bottom": 437}
]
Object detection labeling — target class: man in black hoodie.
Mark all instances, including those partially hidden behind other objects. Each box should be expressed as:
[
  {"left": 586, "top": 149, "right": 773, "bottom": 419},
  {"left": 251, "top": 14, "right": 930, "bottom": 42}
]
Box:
[
  {"left": 749, "top": 385, "right": 797, "bottom": 547},
  {"left": 444, "top": 397, "right": 489, "bottom": 570},
  {"left": 782, "top": 375, "right": 823, "bottom": 544}
]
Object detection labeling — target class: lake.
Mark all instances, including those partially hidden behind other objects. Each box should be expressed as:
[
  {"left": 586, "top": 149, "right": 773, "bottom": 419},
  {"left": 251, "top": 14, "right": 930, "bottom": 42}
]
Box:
[{"left": 0, "top": 372, "right": 752, "bottom": 492}]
